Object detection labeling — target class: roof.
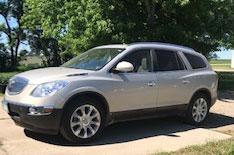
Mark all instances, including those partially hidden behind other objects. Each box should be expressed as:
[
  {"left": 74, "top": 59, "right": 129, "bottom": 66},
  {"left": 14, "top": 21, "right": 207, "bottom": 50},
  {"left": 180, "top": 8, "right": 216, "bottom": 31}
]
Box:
[
  {"left": 94, "top": 42, "right": 196, "bottom": 53},
  {"left": 94, "top": 44, "right": 128, "bottom": 49},
  {"left": 129, "top": 42, "right": 194, "bottom": 51}
]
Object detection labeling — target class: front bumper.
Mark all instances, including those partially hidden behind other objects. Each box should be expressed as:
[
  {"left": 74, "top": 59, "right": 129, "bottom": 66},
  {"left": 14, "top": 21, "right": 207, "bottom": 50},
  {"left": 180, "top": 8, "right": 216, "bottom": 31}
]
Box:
[{"left": 2, "top": 100, "right": 63, "bottom": 135}]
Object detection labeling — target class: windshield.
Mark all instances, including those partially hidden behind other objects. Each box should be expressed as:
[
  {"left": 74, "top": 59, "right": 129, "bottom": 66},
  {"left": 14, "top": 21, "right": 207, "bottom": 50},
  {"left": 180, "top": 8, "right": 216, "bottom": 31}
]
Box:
[{"left": 62, "top": 48, "right": 125, "bottom": 70}]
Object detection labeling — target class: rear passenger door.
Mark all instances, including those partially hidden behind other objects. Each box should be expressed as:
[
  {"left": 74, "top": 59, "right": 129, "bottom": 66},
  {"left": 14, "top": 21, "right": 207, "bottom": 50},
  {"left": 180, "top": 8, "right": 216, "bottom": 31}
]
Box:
[{"left": 154, "top": 50, "right": 192, "bottom": 107}]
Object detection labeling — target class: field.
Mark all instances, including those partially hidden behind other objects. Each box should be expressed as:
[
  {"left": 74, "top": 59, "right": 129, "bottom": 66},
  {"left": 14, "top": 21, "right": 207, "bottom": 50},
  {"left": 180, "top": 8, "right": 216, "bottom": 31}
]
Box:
[{"left": 210, "top": 59, "right": 232, "bottom": 70}]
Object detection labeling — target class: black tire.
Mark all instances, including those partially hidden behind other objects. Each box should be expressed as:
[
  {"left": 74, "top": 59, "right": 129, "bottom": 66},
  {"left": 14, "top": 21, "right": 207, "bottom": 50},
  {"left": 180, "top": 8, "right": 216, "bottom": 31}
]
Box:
[
  {"left": 186, "top": 93, "right": 210, "bottom": 126},
  {"left": 60, "top": 96, "right": 106, "bottom": 143}
]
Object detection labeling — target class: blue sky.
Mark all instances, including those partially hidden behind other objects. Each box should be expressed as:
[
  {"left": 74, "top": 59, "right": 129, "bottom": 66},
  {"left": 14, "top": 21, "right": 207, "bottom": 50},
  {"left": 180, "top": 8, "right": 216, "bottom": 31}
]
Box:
[
  {"left": 215, "top": 50, "right": 233, "bottom": 59},
  {"left": 0, "top": 16, "right": 233, "bottom": 59}
]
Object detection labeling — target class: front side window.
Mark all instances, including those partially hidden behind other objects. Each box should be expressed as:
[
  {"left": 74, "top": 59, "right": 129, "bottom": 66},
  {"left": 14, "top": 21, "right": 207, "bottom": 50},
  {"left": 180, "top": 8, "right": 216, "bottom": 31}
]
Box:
[
  {"left": 154, "top": 50, "right": 185, "bottom": 71},
  {"left": 183, "top": 53, "right": 207, "bottom": 69},
  {"left": 120, "top": 50, "right": 152, "bottom": 73},
  {"left": 62, "top": 48, "right": 124, "bottom": 70}
]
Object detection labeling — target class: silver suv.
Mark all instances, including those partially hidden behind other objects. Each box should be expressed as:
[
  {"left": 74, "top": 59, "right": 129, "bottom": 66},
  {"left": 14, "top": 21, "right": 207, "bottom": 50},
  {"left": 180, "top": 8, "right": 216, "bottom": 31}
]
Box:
[{"left": 2, "top": 42, "right": 218, "bottom": 143}]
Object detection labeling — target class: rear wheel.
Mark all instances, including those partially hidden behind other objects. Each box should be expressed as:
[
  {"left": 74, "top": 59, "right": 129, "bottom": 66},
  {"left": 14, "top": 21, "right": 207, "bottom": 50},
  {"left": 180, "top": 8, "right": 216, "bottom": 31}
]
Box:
[
  {"left": 60, "top": 97, "right": 105, "bottom": 143},
  {"left": 186, "top": 93, "right": 210, "bottom": 125}
]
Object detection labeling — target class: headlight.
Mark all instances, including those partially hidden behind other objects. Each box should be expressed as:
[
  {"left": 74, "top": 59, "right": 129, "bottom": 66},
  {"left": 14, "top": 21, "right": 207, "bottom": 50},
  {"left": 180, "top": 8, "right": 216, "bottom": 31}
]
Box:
[{"left": 31, "top": 80, "right": 68, "bottom": 97}]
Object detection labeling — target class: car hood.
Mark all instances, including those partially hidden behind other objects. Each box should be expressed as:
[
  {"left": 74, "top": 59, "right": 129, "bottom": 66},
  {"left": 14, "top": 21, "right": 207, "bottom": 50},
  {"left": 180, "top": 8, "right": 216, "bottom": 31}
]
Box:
[{"left": 15, "top": 67, "right": 93, "bottom": 84}]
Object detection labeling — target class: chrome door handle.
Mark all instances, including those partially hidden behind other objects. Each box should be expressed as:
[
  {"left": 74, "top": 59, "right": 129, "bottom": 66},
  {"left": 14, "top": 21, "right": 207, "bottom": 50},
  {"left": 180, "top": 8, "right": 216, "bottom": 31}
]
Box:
[
  {"left": 147, "top": 81, "right": 156, "bottom": 87},
  {"left": 182, "top": 80, "right": 190, "bottom": 84}
]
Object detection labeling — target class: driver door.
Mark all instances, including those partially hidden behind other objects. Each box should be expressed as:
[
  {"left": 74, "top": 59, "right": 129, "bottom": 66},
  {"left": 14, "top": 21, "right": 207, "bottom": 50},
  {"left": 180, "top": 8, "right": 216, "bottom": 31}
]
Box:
[{"left": 109, "top": 49, "right": 157, "bottom": 112}]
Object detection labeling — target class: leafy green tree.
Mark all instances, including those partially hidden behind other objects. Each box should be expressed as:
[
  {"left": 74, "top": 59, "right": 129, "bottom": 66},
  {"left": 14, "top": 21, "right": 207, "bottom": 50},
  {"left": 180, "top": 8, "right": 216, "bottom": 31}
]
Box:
[
  {"left": 22, "top": 0, "right": 234, "bottom": 59},
  {"left": 0, "top": 0, "right": 25, "bottom": 68},
  {"left": 102, "top": 0, "right": 234, "bottom": 57},
  {"left": 23, "top": 0, "right": 112, "bottom": 61},
  {"left": 0, "top": 42, "right": 11, "bottom": 71},
  {"left": 27, "top": 29, "right": 61, "bottom": 66}
]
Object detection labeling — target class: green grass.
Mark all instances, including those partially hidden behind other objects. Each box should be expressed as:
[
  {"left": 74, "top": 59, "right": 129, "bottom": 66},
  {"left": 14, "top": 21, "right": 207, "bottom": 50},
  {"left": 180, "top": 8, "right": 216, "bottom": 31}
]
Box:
[
  {"left": 210, "top": 59, "right": 232, "bottom": 70},
  {"left": 0, "top": 72, "right": 19, "bottom": 85},
  {"left": 156, "top": 130, "right": 234, "bottom": 155},
  {"left": 155, "top": 128, "right": 234, "bottom": 155},
  {"left": 155, "top": 138, "right": 234, "bottom": 155},
  {"left": 210, "top": 59, "right": 231, "bottom": 64}
]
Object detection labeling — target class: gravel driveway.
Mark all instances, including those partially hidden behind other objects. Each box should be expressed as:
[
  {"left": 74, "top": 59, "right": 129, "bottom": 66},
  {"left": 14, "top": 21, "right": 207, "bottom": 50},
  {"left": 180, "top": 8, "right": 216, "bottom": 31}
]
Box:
[{"left": 0, "top": 92, "right": 233, "bottom": 155}]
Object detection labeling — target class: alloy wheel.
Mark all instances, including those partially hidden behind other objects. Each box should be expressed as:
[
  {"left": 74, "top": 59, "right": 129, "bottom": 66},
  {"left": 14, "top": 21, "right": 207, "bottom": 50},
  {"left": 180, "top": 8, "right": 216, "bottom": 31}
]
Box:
[
  {"left": 192, "top": 98, "right": 208, "bottom": 123},
  {"left": 70, "top": 104, "right": 101, "bottom": 139}
]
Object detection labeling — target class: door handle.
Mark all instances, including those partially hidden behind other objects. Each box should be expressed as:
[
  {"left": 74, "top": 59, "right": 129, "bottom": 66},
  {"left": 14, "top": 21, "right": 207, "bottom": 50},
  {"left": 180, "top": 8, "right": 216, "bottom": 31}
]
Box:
[
  {"left": 182, "top": 80, "right": 190, "bottom": 84},
  {"left": 147, "top": 81, "right": 156, "bottom": 87}
]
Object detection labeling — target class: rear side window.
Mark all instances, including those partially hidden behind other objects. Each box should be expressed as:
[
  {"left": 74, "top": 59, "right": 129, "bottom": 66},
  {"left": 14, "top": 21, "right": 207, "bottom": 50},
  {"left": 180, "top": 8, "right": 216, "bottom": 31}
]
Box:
[
  {"left": 183, "top": 53, "right": 207, "bottom": 69},
  {"left": 154, "top": 50, "right": 185, "bottom": 71}
]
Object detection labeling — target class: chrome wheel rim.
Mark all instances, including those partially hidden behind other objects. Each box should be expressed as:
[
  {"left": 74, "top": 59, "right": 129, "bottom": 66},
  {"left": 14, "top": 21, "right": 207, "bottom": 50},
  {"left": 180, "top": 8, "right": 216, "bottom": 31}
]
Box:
[
  {"left": 192, "top": 98, "right": 208, "bottom": 123},
  {"left": 70, "top": 104, "right": 101, "bottom": 139}
]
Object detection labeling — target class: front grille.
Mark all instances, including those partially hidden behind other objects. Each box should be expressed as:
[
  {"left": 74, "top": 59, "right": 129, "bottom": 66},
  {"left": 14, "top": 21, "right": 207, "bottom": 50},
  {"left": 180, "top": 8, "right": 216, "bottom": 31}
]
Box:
[
  {"left": 7, "top": 77, "right": 28, "bottom": 94},
  {"left": 8, "top": 103, "right": 28, "bottom": 116}
]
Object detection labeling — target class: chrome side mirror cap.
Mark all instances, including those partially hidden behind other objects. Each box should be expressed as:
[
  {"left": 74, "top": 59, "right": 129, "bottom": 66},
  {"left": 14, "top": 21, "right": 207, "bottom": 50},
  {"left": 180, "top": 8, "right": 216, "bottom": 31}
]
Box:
[{"left": 115, "top": 61, "right": 134, "bottom": 72}]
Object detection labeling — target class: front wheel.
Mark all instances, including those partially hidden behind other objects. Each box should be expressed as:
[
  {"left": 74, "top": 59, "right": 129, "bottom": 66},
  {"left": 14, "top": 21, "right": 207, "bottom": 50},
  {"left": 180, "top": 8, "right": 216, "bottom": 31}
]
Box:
[
  {"left": 186, "top": 93, "right": 210, "bottom": 125},
  {"left": 60, "top": 97, "right": 105, "bottom": 143}
]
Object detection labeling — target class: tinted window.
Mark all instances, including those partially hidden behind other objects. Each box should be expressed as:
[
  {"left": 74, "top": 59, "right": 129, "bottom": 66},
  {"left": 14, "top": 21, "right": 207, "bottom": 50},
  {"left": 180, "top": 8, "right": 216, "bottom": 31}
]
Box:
[
  {"left": 121, "top": 50, "right": 152, "bottom": 73},
  {"left": 183, "top": 53, "right": 207, "bottom": 69},
  {"left": 154, "top": 50, "right": 185, "bottom": 71}
]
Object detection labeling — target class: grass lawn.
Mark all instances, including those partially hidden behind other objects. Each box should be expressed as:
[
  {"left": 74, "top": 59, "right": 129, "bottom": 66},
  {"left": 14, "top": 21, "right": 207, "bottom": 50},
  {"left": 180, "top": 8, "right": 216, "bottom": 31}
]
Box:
[
  {"left": 156, "top": 131, "right": 234, "bottom": 155},
  {"left": 210, "top": 59, "right": 231, "bottom": 64},
  {"left": 0, "top": 72, "right": 19, "bottom": 95},
  {"left": 0, "top": 72, "right": 19, "bottom": 85},
  {"left": 210, "top": 59, "right": 232, "bottom": 70}
]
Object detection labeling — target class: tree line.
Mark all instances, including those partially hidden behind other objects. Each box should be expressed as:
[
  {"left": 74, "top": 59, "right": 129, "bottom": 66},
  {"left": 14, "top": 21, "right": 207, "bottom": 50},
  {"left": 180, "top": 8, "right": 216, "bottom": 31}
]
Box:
[{"left": 1, "top": 0, "right": 234, "bottom": 71}]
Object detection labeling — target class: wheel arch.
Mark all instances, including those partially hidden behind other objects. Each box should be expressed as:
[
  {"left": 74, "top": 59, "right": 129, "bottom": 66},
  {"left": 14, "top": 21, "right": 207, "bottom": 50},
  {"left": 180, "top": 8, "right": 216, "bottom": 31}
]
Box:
[
  {"left": 190, "top": 88, "right": 212, "bottom": 106},
  {"left": 62, "top": 91, "right": 111, "bottom": 124}
]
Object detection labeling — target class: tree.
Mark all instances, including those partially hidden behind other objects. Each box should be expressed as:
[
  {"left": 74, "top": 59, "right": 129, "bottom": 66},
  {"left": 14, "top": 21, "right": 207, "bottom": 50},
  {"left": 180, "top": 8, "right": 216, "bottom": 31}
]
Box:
[
  {"left": 27, "top": 29, "right": 61, "bottom": 66},
  {"left": 101, "top": 0, "right": 234, "bottom": 57},
  {"left": 22, "top": 0, "right": 113, "bottom": 59},
  {"left": 211, "top": 53, "right": 219, "bottom": 60},
  {"left": 22, "top": 0, "right": 234, "bottom": 59},
  {"left": 0, "top": 0, "right": 25, "bottom": 69},
  {"left": 0, "top": 42, "right": 11, "bottom": 71}
]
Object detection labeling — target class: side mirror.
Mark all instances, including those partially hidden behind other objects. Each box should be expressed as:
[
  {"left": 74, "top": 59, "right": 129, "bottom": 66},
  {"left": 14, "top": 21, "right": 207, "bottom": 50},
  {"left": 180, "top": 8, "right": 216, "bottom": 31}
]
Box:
[{"left": 114, "top": 61, "right": 134, "bottom": 73}]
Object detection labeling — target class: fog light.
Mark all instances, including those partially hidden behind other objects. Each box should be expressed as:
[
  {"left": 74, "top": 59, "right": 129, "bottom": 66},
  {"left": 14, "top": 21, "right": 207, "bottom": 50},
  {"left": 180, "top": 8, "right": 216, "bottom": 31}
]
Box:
[{"left": 28, "top": 106, "right": 53, "bottom": 116}]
